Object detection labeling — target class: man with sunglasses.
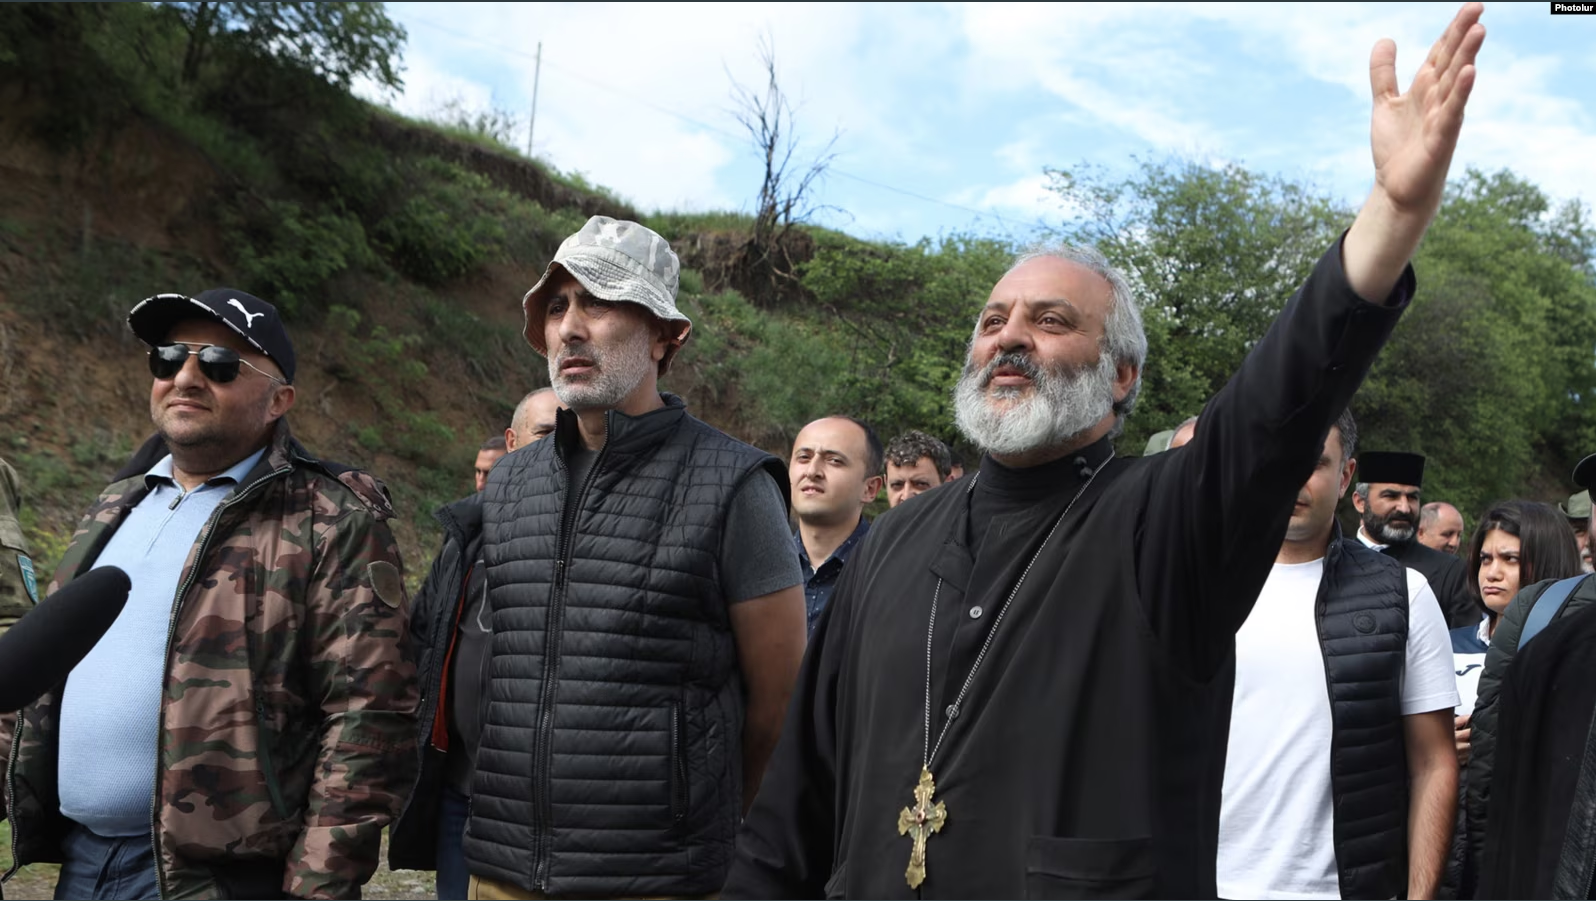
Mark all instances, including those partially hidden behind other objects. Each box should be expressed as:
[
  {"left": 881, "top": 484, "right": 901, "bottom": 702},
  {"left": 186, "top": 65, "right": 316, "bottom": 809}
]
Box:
[{"left": 1, "top": 289, "right": 418, "bottom": 900}]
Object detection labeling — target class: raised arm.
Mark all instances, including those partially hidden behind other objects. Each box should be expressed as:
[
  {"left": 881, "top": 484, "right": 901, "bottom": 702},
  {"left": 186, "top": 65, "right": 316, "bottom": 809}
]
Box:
[
  {"left": 1344, "top": 2, "right": 1485, "bottom": 302},
  {"left": 1143, "top": 3, "right": 1486, "bottom": 676}
]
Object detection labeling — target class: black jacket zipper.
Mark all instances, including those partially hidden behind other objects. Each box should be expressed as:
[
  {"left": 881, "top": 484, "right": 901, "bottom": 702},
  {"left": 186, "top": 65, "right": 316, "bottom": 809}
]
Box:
[
  {"left": 533, "top": 415, "right": 610, "bottom": 890},
  {"left": 670, "top": 701, "right": 687, "bottom": 822}
]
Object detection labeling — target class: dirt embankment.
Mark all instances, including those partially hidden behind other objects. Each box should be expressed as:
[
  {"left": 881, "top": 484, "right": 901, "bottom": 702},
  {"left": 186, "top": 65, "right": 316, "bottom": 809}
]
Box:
[
  {"left": 365, "top": 113, "right": 640, "bottom": 223},
  {"left": 0, "top": 93, "right": 775, "bottom": 578},
  {"left": 0, "top": 100, "right": 551, "bottom": 571}
]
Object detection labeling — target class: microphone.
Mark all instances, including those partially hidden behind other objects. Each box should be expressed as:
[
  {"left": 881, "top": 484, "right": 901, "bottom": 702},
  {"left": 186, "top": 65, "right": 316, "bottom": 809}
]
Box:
[{"left": 0, "top": 566, "right": 132, "bottom": 713}]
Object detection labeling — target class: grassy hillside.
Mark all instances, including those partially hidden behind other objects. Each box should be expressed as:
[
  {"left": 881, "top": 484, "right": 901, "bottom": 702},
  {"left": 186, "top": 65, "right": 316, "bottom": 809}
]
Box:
[
  {"left": 0, "top": 9, "right": 726, "bottom": 577},
  {"left": 5, "top": 2, "right": 1593, "bottom": 583},
  {"left": 0, "top": 2, "right": 1041, "bottom": 586},
  {"left": 0, "top": 82, "right": 602, "bottom": 579}
]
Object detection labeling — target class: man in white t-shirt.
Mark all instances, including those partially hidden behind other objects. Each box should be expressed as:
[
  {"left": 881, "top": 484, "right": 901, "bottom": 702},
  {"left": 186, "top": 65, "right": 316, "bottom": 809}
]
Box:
[{"left": 1218, "top": 409, "right": 1459, "bottom": 900}]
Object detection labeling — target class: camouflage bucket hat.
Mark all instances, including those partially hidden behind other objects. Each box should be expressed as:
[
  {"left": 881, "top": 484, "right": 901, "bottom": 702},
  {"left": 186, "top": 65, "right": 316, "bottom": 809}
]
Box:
[
  {"left": 1563, "top": 489, "right": 1592, "bottom": 521},
  {"left": 523, "top": 216, "right": 692, "bottom": 367}
]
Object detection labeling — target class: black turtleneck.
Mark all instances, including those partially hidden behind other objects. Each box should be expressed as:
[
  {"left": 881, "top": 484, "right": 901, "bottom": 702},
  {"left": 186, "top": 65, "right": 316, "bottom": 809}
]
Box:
[
  {"left": 967, "top": 436, "right": 1116, "bottom": 558},
  {"left": 931, "top": 435, "right": 1117, "bottom": 706}
]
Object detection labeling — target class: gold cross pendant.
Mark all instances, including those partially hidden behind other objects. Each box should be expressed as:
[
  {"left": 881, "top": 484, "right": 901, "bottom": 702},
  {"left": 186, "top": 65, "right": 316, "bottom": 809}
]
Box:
[{"left": 897, "top": 767, "right": 948, "bottom": 889}]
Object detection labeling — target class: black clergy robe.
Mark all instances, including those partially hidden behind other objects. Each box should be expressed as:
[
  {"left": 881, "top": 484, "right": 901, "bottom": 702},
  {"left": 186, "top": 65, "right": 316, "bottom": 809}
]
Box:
[
  {"left": 722, "top": 239, "right": 1413, "bottom": 900},
  {"left": 1382, "top": 537, "right": 1476, "bottom": 629}
]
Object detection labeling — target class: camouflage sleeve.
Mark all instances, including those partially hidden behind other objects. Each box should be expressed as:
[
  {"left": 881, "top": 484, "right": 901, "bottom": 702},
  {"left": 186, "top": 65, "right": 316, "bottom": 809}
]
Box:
[
  {"left": 286, "top": 504, "right": 420, "bottom": 900},
  {"left": 0, "top": 456, "right": 36, "bottom": 637}
]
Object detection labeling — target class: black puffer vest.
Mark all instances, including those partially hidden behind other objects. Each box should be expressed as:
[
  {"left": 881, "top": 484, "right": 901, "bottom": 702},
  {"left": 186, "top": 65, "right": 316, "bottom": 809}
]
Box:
[
  {"left": 1316, "top": 535, "right": 1411, "bottom": 899},
  {"left": 465, "top": 395, "right": 786, "bottom": 897}
]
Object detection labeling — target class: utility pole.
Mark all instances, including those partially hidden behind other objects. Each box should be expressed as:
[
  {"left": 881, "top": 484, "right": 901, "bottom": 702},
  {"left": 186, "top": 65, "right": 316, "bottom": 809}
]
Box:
[{"left": 527, "top": 41, "right": 542, "bottom": 158}]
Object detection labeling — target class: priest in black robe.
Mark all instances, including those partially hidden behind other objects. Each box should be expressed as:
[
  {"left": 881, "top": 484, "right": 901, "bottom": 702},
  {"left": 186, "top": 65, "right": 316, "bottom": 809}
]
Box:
[
  {"left": 723, "top": 5, "right": 1487, "bottom": 899},
  {"left": 1353, "top": 451, "right": 1478, "bottom": 628}
]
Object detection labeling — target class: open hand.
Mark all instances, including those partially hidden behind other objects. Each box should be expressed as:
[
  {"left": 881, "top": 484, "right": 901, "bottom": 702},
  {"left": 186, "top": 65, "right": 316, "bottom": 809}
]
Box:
[
  {"left": 1343, "top": 3, "right": 1487, "bottom": 303},
  {"left": 1368, "top": 2, "right": 1486, "bottom": 222}
]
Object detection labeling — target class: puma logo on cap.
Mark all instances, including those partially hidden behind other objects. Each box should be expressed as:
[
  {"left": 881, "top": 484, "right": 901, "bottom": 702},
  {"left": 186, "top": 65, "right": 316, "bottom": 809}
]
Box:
[{"left": 228, "top": 298, "right": 264, "bottom": 328}]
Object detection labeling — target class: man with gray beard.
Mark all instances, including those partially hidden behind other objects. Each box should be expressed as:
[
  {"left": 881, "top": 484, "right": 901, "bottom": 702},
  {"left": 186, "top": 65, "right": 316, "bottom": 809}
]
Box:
[
  {"left": 725, "top": 5, "right": 1486, "bottom": 897},
  {"left": 463, "top": 216, "right": 807, "bottom": 899}
]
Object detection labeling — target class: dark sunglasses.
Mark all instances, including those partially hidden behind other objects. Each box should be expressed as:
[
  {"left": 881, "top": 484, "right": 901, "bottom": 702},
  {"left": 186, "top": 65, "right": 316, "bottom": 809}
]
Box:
[{"left": 148, "top": 343, "right": 285, "bottom": 385}]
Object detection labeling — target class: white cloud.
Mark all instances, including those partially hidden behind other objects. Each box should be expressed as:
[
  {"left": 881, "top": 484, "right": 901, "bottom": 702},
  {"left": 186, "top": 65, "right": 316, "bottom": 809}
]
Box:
[
  {"left": 949, "top": 2, "right": 1596, "bottom": 208},
  {"left": 954, "top": 3, "right": 1225, "bottom": 155},
  {"left": 377, "top": 1, "right": 898, "bottom": 214},
  {"left": 962, "top": 173, "right": 1063, "bottom": 220},
  {"left": 372, "top": 1, "right": 1594, "bottom": 240},
  {"left": 1178, "top": 4, "right": 1596, "bottom": 205}
]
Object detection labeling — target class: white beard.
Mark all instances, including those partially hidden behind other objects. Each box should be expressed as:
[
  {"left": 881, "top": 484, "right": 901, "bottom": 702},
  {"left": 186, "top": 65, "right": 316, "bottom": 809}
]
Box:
[
  {"left": 953, "top": 346, "right": 1117, "bottom": 457},
  {"left": 549, "top": 328, "right": 654, "bottom": 410}
]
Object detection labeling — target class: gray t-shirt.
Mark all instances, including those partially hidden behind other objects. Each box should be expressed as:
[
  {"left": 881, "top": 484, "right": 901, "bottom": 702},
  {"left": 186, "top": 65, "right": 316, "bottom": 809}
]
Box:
[
  {"left": 565, "top": 447, "right": 799, "bottom": 604},
  {"left": 720, "top": 470, "right": 803, "bottom": 603}
]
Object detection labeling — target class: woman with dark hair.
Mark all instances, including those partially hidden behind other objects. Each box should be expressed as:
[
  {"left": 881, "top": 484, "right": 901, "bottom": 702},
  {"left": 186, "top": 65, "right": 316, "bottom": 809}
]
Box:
[
  {"left": 1452, "top": 500, "right": 1582, "bottom": 752},
  {"left": 1439, "top": 500, "right": 1583, "bottom": 898}
]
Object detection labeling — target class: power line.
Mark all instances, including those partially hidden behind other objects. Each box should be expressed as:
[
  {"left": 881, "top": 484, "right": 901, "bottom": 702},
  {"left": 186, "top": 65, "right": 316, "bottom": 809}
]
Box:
[{"left": 400, "top": 14, "right": 1051, "bottom": 235}]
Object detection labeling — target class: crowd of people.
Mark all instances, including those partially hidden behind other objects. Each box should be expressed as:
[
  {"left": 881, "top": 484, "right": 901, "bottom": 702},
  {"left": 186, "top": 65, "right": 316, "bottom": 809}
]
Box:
[{"left": 6, "top": 4, "right": 1591, "bottom": 900}]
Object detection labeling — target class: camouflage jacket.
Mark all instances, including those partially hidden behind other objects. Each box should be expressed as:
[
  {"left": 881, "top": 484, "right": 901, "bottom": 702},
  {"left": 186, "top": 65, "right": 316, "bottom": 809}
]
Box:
[
  {"left": 1, "top": 421, "right": 419, "bottom": 899},
  {"left": 0, "top": 455, "right": 37, "bottom": 633}
]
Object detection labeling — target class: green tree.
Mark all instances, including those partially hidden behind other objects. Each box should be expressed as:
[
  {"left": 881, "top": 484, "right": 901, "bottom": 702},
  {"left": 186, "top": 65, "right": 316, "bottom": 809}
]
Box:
[
  {"left": 160, "top": 1, "right": 405, "bottom": 90},
  {"left": 1043, "top": 158, "right": 1349, "bottom": 451},
  {"left": 1359, "top": 169, "right": 1596, "bottom": 515},
  {"left": 798, "top": 231, "right": 1014, "bottom": 442},
  {"left": 1042, "top": 158, "right": 1596, "bottom": 519}
]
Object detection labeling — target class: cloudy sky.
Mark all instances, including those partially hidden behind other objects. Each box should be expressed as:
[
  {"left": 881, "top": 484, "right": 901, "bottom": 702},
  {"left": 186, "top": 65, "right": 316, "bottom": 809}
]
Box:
[{"left": 363, "top": 2, "right": 1595, "bottom": 244}]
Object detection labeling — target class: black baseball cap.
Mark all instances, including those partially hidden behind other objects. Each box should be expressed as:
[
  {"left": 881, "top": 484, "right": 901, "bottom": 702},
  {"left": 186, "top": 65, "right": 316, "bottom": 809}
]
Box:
[
  {"left": 1574, "top": 454, "right": 1596, "bottom": 492},
  {"left": 127, "top": 289, "right": 296, "bottom": 383}
]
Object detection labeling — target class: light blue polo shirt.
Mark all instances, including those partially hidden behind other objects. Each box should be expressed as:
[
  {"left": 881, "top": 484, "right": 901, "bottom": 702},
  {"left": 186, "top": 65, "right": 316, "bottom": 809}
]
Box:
[{"left": 58, "top": 447, "right": 266, "bottom": 837}]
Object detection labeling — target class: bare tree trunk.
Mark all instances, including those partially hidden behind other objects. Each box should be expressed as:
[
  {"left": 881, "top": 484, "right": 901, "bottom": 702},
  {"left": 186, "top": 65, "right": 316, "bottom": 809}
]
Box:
[
  {"left": 181, "top": 1, "right": 216, "bottom": 85},
  {"left": 728, "top": 35, "right": 839, "bottom": 305}
]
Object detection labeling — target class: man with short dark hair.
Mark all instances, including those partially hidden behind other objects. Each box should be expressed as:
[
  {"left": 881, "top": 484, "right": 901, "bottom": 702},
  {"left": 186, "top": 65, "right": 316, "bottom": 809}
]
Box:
[
  {"left": 2, "top": 289, "right": 417, "bottom": 900},
  {"left": 1418, "top": 501, "right": 1465, "bottom": 556},
  {"left": 884, "top": 430, "right": 952, "bottom": 508},
  {"left": 1219, "top": 410, "right": 1458, "bottom": 900},
  {"left": 391, "top": 390, "right": 566, "bottom": 899},
  {"left": 1354, "top": 451, "right": 1475, "bottom": 629},
  {"left": 475, "top": 436, "right": 507, "bottom": 493},
  {"left": 789, "top": 416, "right": 883, "bottom": 634},
  {"left": 465, "top": 216, "right": 807, "bottom": 899},
  {"left": 945, "top": 443, "right": 966, "bottom": 481}
]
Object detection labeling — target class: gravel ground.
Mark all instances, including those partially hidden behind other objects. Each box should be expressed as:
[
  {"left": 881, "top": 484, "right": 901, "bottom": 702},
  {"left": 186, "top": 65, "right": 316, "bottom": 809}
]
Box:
[{"left": 0, "top": 824, "right": 435, "bottom": 900}]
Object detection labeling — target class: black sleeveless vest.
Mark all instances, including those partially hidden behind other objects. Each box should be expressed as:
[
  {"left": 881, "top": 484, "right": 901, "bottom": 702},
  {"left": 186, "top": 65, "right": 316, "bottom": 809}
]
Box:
[
  {"left": 465, "top": 395, "right": 786, "bottom": 897},
  {"left": 1316, "top": 535, "right": 1411, "bottom": 899}
]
